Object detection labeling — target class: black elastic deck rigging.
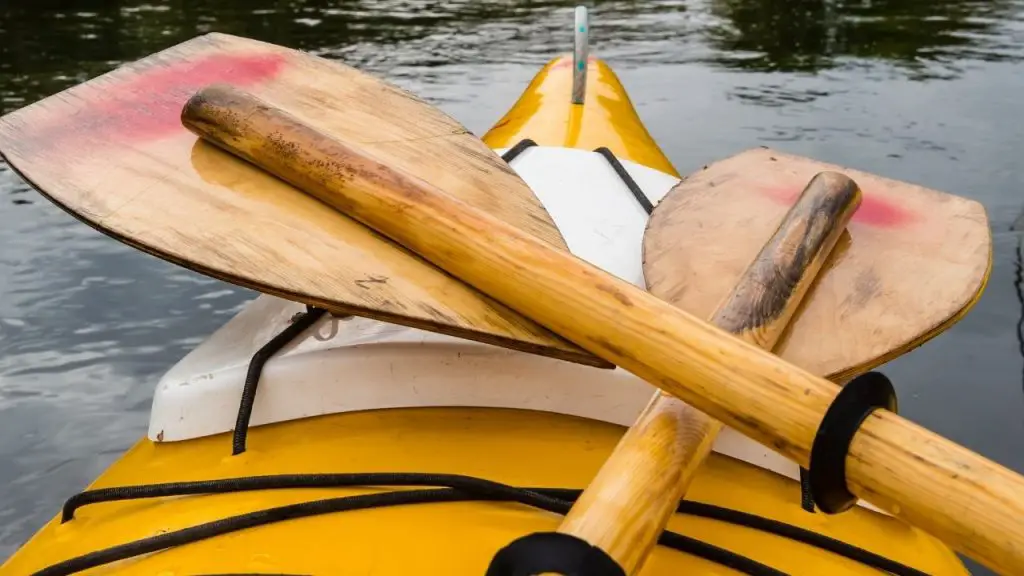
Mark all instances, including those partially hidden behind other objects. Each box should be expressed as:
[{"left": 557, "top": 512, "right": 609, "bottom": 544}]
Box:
[
  {"left": 232, "top": 304, "right": 327, "bottom": 455},
  {"left": 47, "top": 472, "right": 927, "bottom": 576}
]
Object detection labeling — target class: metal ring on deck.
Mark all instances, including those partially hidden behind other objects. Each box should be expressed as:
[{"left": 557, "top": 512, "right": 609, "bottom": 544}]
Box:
[{"left": 572, "top": 5, "right": 589, "bottom": 105}]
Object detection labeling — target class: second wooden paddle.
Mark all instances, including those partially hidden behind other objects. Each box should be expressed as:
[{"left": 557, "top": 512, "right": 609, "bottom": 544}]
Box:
[
  {"left": 552, "top": 171, "right": 859, "bottom": 574},
  {"left": 181, "top": 84, "right": 1024, "bottom": 575}
]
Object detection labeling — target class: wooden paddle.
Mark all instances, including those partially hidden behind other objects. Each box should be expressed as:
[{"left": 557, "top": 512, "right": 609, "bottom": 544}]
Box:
[
  {"left": 553, "top": 147, "right": 992, "bottom": 572},
  {"left": 554, "top": 171, "right": 860, "bottom": 574},
  {"left": 644, "top": 147, "right": 990, "bottom": 381},
  {"left": 179, "top": 84, "right": 1023, "bottom": 575},
  {"left": 0, "top": 32, "right": 609, "bottom": 369}
]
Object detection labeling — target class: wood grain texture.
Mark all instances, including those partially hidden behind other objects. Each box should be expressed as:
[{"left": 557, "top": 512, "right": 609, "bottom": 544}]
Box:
[
  {"left": 182, "top": 87, "right": 1023, "bottom": 575},
  {"left": 0, "top": 32, "right": 609, "bottom": 368},
  {"left": 556, "top": 172, "right": 861, "bottom": 574},
  {"left": 643, "top": 147, "right": 991, "bottom": 382}
]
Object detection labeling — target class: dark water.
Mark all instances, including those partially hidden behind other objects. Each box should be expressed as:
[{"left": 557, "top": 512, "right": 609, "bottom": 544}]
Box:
[{"left": 2, "top": 0, "right": 1024, "bottom": 572}]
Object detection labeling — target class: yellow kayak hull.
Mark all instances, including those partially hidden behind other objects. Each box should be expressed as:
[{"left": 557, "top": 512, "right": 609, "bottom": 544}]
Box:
[
  {"left": 3, "top": 409, "right": 967, "bottom": 575},
  {"left": 2, "top": 56, "right": 969, "bottom": 576}
]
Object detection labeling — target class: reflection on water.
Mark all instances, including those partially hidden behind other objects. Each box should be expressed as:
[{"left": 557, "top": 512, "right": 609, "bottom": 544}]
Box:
[
  {"left": 4, "top": 0, "right": 1024, "bottom": 115},
  {"left": 705, "top": 0, "right": 1024, "bottom": 76},
  {"left": 2, "top": 0, "right": 1024, "bottom": 573}
]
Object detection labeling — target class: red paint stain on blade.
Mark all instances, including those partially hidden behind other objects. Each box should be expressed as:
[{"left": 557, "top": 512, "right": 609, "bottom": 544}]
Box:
[
  {"left": 40, "top": 52, "right": 285, "bottom": 149},
  {"left": 97, "top": 52, "right": 285, "bottom": 142},
  {"left": 762, "top": 185, "right": 915, "bottom": 227}
]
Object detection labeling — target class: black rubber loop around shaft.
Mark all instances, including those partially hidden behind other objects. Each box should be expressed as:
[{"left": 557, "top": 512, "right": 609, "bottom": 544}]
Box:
[
  {"left": 808, "top": 371, "right": 898, "bottom": 513},
  {"left": 486, "top": 532, "right": 626, "bottom": 576}
]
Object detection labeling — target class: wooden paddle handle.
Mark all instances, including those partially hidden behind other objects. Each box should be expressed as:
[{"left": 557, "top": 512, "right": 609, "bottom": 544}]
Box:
[
  {"left": 555, "top": 173, "right": 859, "bottom": 574},
  {"left": 182, "top": 85, "right": 1024, "bottom": 575}
]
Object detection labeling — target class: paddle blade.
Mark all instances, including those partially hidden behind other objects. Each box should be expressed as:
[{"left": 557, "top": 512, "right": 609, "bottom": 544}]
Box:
[
  {"left": 0, "top": 32, "right": 609, "bottom": 368},
  {"left": 644, "top": 147, "right": 991, "bottom": 381}
]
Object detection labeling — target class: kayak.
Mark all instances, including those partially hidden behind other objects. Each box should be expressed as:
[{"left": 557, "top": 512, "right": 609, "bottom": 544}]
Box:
[{"left": 2, "top": 22, "right": 971, "bottom": 576}]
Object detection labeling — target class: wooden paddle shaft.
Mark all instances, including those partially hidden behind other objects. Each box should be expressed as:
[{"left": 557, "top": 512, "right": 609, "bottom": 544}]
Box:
[
  {"left": 182, "top": 85, "right": 1024, "bottom": 575},
  {"left": 556, "top": 172, "right": 860, "bottom": 574}
]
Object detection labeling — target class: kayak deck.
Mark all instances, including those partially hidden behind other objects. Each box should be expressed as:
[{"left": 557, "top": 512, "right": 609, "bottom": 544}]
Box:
[{"left": 3, "top": 409, "right": 967, "bottom": 575}]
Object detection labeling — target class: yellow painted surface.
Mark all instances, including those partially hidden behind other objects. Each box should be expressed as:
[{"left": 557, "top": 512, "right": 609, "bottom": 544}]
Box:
[
  {"left": 3, "top": 408, "right": 967, "bottom": 575},
  {"left": 481, "top": 55, "right": 680, "bottom": 177}
]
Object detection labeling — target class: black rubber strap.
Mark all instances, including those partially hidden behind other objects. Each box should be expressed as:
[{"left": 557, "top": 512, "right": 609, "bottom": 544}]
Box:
[
  {"left": 232, "top": 305, "right": 327, "bottom": 455},
  {"left": 808, "top": 371, "right": 897, "bottom": 513},
  {"left": 501, "top": 139, "right": 538, "bottom": 163},
  {"left": 486, "top": 532, "right": 625, "bottom": 576},
  {"left": 500, "top": 141, "right": 655, "bottom": 219},
  {"left": 798, "top": 468, "right": 814, "bottom": 512},
  {"left": 593, "top": 146, "right": 654, "bottom": 215}
]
